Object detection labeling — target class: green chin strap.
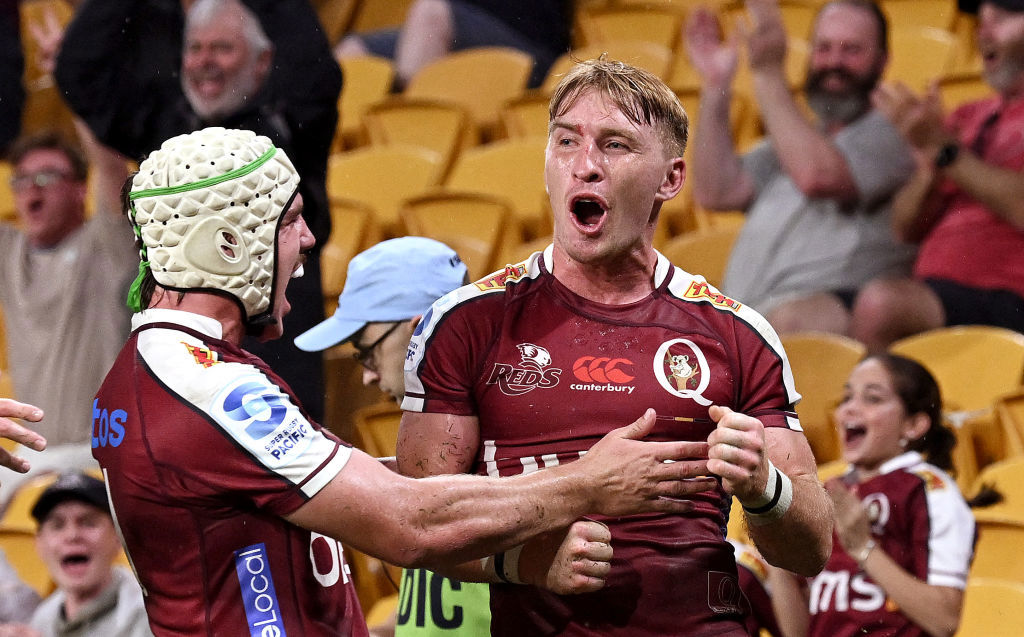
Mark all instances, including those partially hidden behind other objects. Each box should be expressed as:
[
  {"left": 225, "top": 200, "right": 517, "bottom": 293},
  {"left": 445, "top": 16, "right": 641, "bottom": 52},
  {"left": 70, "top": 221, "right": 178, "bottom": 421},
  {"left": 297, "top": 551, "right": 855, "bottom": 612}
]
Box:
[{"left": 126, "top": 259, "right": 151, "bottom": 313}]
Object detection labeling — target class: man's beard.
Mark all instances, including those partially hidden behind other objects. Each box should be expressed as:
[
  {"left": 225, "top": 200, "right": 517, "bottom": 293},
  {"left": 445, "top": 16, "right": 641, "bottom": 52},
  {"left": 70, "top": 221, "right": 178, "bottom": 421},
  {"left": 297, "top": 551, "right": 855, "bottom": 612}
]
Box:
[{"left": 804, "top": 66, "right": 881, "bottom": 126}]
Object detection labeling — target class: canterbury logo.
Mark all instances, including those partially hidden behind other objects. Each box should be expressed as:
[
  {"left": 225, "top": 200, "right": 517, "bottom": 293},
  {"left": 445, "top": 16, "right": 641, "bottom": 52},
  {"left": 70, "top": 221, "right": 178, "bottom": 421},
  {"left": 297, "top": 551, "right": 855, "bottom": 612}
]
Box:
[{"left": 572, "top": 357, "right": 635, "bottom": 383}]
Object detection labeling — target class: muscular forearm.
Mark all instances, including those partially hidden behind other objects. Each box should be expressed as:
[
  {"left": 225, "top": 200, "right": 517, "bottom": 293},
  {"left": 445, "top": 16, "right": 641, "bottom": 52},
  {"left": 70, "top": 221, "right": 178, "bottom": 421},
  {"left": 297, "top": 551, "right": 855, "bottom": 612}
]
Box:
[
  {"left": 747, "top": 474, "right": 832, "bottom": 576},
  {"left": 859, "top": 547, "right": 963, "bottom": 637},
  {"left": 753, "top": 69, "right": 857, "bottom": 201}
]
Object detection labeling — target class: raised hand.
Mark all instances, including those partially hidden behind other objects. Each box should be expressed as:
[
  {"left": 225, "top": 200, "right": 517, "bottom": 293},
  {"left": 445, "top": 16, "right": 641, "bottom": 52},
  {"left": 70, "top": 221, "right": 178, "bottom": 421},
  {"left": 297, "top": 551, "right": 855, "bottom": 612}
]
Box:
[
  {"left": 706, "top": 405, "right": 770, "bottom": 503},
  {"left": 0, "top": 394, "right": 46, "bottom": 485},
  {"left": 684, "top": 7, "right": 739, "bottom": 88}
]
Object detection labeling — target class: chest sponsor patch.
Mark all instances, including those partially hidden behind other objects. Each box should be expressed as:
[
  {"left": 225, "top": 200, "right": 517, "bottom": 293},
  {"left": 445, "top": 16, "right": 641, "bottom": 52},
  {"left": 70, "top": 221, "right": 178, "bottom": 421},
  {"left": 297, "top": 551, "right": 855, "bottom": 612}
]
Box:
[
  {"left": 570, "top": 356, "right": 636, "bottom": 394},
  {"left": 211, "top": 375, "right": 314, "bottom": 468},
  {"left": 654, "top": 339, "right": 712, "bottom": 406}
]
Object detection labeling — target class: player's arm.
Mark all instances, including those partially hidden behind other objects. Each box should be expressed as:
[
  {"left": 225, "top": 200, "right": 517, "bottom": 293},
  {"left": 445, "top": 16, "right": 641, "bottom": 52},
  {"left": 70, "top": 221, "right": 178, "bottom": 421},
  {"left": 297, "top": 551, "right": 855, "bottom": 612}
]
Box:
[
  {"left": 708, "top": 406, "right": 832, "bottom": 576},
  {"left": 286, "top": 409, "right": 717, "bottom": 574}
]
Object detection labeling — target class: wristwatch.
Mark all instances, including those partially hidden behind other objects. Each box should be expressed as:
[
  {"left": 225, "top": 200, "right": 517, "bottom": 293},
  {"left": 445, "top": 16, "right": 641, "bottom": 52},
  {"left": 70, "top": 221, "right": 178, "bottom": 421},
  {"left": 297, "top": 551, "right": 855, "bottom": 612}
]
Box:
[{"left": 934, "top": 142, "right": 960, "bottom": 169}]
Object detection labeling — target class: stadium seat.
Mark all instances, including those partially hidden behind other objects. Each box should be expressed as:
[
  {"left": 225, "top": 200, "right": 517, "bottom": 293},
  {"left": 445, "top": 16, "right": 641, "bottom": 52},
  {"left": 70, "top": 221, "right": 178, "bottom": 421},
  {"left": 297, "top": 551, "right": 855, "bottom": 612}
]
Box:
[
  {"left": 0, "top": 529, "right": 53, "bottom": 596},
  {"left": 311, "top": 0, "right": 359, "bottom": 44},
  {"left": 401, "top": 191, "right": 518, "bottom": 280},
  {"left": 362, "top": 98, "right": 474, "bottom": 181},
  {"left": 889, "top": 326, "right": 1024, "bottom": 489},
  {"left": 575, "top": 7, "right": 684, "bottom": 51},
  {"left": 501, "top": 90, "right": 552, "bottom": 140},
  {"left": 321, "top": 197, "right": 382, "bottom": 316},
  {"left": 659, "top": 226, "right": 742, "bottom": 290},
  {"left": 0, "top": 161, "right": 16, "bottom": 225},
  {"left": 336, "top": 55, "right": 397, "bottom": 150},
  {"left": 995, "top": 392, "right": 1024, "bottom": 460},
  {"left": 347, "top": 0, "right": 414, "bottom": 33},
  {"left": 887, "top": 26, "right": 960, "bottom": 91},
  {"left": 326, "top": 145, "right": 443, "bottom": 236},
  {"left": 404, "top": 47, "right": 534, "bottom": 141},
  {"left": 352, "top": 401, "right": 403, "bottom": 459},
  {"left": 969, "top": 459, "right": 1024, "bottom": 581},
  {"left": 939, "top": 72, "right": 995, "bottom": 112},
  {"left": 780, "top": 332, "right": 867, "bottom": 465},
  {"left": 443, "top": 137, "right": 549, "bottom": 237},
  {"left": 880, "top": 0, "right": 957, "bottom": 32},
  {"left": 955, "top": 578, "right": 1024, "bottom": 636}
]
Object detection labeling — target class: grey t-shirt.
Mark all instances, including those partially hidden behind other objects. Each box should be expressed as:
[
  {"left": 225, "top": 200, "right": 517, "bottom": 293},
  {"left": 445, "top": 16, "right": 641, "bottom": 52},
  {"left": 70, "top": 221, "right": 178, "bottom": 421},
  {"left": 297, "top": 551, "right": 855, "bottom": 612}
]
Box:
[{"left": 722, "top": 109, "right": 917, "bottom": 313}]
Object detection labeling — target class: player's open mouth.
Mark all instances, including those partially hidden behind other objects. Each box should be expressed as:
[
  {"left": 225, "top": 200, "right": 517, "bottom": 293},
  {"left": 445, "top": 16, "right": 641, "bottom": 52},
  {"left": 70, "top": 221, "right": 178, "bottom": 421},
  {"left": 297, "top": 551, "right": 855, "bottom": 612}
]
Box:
[{"left": 570, "top": 195, "right": 608, "bottom": 233}]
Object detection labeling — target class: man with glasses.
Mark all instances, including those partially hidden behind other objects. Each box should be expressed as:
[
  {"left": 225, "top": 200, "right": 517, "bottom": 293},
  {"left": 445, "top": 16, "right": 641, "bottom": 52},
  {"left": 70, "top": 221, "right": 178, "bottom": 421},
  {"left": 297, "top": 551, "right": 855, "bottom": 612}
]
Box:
[
  {"left": 297, "top": 237, "right": 496, "bottom": 635},
  {"left": 0, "top": 130, "right": 133, "bottom": 502}
]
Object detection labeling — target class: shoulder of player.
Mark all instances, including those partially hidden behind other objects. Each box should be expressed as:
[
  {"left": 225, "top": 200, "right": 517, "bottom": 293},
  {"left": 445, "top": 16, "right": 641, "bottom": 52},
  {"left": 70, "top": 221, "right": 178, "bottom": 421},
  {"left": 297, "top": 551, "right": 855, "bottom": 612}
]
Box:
[{"left": 663, "top": 263, "right": 781, "bottom": 344}]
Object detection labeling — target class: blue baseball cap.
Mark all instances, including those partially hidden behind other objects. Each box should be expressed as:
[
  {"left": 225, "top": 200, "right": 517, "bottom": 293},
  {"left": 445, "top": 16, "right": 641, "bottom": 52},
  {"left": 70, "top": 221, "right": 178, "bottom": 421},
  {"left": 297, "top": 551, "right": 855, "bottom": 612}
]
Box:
[{"left": 294, "top": 237, "right": 467, "bottom": 352}]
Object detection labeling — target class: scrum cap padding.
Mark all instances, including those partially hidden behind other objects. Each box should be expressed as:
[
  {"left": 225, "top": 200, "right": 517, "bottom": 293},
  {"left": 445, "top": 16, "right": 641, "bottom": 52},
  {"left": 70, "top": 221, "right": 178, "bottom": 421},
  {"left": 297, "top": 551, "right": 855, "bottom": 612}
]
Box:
[{"left": 129, "top": 128, "right": 299, "bottom": 320}]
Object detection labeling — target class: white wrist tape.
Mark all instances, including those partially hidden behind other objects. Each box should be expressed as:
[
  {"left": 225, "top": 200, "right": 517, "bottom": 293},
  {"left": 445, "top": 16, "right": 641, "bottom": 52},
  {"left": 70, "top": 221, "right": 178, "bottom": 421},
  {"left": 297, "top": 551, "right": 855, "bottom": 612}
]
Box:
[
  {"left": 742, "top": 459, "right": 794, "bottom": 526},
  {"left": 492, "top": 544, "right": 525, "bottom": 584}
]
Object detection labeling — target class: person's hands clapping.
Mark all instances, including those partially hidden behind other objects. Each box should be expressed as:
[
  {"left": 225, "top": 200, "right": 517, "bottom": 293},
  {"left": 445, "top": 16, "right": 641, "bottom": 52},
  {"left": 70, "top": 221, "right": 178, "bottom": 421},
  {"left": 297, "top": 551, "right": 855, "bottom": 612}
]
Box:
[{"left": 684, "top": 7, "right": 739, "bottom": 89}]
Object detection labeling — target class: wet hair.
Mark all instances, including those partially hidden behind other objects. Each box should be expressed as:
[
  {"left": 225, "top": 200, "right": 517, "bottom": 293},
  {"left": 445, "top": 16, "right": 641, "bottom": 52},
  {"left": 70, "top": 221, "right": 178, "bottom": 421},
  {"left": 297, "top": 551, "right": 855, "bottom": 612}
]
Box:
[
  {"left": 185, "top": 0, "right": 272, "bottom": 58},
  {"left": 815, "top": 0, "right": 890, "bottom": 55},
  {"left": 6, "top": 130, "right": 88, "bottom": 182},
  {"left": 866, "top": 352, "right": 955, "bottom": 472},
  {"left": 548, "top": 56, "right": 689, "bottom": 158}
]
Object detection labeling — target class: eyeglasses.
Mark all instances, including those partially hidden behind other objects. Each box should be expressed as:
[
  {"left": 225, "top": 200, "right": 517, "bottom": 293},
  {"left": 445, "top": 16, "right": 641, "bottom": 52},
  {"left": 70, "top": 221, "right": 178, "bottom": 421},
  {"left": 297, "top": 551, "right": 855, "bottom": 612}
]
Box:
[
  {"left": 351, "top": 322, "right": 403, "bottom": 372},
  {"left": 9, "top": 170, "right": 72, "bottom": 192}
]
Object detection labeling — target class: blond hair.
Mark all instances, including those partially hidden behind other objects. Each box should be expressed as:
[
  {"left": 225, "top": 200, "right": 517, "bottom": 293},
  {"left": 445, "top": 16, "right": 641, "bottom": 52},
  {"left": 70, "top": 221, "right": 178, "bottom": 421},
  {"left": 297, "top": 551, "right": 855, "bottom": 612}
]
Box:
[{"left": 549, "top": 57, "right": 688, "bottom": 158}]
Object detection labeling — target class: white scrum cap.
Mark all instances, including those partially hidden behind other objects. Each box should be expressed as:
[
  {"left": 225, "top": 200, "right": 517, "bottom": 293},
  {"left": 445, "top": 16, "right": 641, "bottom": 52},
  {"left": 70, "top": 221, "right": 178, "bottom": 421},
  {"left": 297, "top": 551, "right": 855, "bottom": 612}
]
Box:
[{"left": 128, "top": 127, "right": 300, "bottom": 322}]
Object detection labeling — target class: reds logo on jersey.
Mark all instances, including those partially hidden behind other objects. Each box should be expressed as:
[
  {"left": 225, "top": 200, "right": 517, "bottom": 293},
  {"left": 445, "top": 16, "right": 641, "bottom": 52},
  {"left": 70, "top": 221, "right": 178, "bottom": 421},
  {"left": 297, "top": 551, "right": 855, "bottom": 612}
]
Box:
[{"left": 485, "top": 343, "right": 562, "bottom": 396}]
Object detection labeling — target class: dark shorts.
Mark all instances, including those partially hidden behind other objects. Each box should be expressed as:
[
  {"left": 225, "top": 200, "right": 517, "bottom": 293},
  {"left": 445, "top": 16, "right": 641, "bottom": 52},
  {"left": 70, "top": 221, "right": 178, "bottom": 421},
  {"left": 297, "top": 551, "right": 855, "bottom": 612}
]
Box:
[
  {"left": 924, "top": 277, "right": 1024, "bottom": 333},
  {"left": 356, "top": 0, "right": 560, "bottom": 87}
]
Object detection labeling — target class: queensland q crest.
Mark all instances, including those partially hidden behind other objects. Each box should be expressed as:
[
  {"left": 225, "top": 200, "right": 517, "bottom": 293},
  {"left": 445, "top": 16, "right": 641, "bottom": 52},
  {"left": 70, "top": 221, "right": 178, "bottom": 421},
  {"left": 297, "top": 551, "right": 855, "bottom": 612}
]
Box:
[{"left": 654, "top": 339, "right": 712, "bottom": 406}]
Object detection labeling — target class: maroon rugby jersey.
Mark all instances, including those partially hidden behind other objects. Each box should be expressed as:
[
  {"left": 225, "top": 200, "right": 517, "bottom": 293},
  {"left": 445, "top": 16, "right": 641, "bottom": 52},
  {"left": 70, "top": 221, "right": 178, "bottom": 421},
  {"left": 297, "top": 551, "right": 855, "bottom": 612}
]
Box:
[
  {"left": 807, "top": 452, "right": 975, "bottom": 637},
  {"left": 403, "top": 247, "right": 802, "bottom": 636},
  {"left": 92, "top": 309, "right": 367, "bottom": 636}
]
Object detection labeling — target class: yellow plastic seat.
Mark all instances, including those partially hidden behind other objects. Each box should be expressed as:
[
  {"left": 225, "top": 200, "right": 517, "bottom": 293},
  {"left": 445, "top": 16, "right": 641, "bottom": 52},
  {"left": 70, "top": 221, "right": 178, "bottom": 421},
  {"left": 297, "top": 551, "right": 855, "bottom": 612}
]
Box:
[
  {"left": 886, "top": 26, "right": 960, "bottom": 92},
  {"left": 575, "top": 8, "right": 683, "bottom": 51},
  {"left": 0, "top": 528, "right": 53, "bottom": 596},
  {"left": 321, "top": 197, "right": 382, "bottom": 316},
  {"left": 311, "top": 0, "right": 359, "bottom": 44},
  {"left": 780, "top": 332, "right": 867, "bottom": 465},
  {"left": 880, "top": 0, "right": 957, "bottom": 32},
  {"left": 401, "top": 191, "right": 517, "bottom": 281},
  {"left": 890, "top": 326, "right": 1024, "bottom": 490},
  {"left": 660, "top": 226, "right": 742, "bottom": 290},
  {"left": 404, "top": 47, "right": 534, "bottom": 141},
  {"left": 443, "top": 137, "right": 549, "bottom": 237},
  {"left": 939, "top": 72, "right": 995, "bottom": 112},
  {"left": 326, "top": 145, "right": 443, "bottom": 235},
  {"left": 348, "top": 0, "right": 414, "bottom": 32},
  {"left": 352, "top": 401, "right": 403, "bottom": 459},
  {"left": 336, "top": 55, "right": 396, "bottom": 150},
  {"left": 501, "top": 90, "right": 552, "bottom": 140},
  {"left": 955, "top": 578, "right": 1024, "bottom": 636},
  {"left": 362, "top": 97, "right": 474, "bottom": 181}
]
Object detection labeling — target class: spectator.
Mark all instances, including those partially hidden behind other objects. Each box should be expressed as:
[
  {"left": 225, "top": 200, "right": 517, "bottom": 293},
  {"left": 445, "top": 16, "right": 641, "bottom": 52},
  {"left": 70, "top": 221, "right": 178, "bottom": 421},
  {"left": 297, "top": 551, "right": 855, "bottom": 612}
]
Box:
[
  {"left": 92, "top": 126, "right": 710, "bottom": 635},
  {"left": 399, "top": 58, "right": 832, "bottom": 635},
  {"left": 0, "top": 471, "right": 152, "bottom": 637},
  {"left": 334, "top": 0, "right": 571, "bottom": 89},
  {"left": 768, "top": 354, "right": 974, "bottom": 637},
  {"left": 685, "top": 0, "right": 916, "bottom": 334},
  {"left": 0, "top": 129, "right": 133, "bottom": 503},
  {"left": 54, "top": 0, "right": 339, "bottom": 421},
  {"left": 295, "top": 237, "right": 491, "bottom": 636},
  {"left": 849, "top": 0, "right": 1024, "bottom": 351}
]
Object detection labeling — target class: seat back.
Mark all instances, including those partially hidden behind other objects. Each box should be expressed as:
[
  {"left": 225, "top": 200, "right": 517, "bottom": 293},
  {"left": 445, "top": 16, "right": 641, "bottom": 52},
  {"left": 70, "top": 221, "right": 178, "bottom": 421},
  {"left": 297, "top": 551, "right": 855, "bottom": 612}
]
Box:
[
  {"left": 542, "top": 41, "right": 674, "bottom": 93},
  {"left": 326, "top": 145, "right": 442, "bottom": 234},
  {"left": 501, "top": 90, "right": 552, "bottom": 140},
  {"left": 336, "top": 55, "right": 396, "bottom": 149},
  {"left": 0, "top": 529, "right": 53, "bottom": 595},
  {"left": 887, "top": 26, "right": 960, "bottom": 91},
  {"left": 955, "top": 578, "right": 1024, "bottom": 636},
  {"left": 660, "top": 226, "right": 742, "bottom": 290},
  {"left": 781, "top": 332, "right": 867, "bottom": 464},
  {"left": 401, "top": 191, "right": 514, "bottom": 280},
  {"left": 404, "top": 47, "right": 534, "bottom": 140},
  {"left": 321, "top": 198, "right": 382, "bottom": 315},
  {"left": 880, "top": 0, "right": 958, "bottom": 31},
  {"left": 444, "top": 137, "right": 549, "bottom": 237},
  {"left": 576, "top": 8, "right": 683, "bottom": 50},
  {"left": 351, "top": 402, "right": 403, "bottom": 459},
  {"left": 362, "top": 98, "right": 474, "bottom": 180}
]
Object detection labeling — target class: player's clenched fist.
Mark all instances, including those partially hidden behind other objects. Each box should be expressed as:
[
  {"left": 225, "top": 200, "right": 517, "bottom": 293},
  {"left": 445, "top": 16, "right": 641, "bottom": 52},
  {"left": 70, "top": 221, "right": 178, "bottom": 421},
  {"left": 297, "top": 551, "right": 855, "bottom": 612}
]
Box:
[
  {"left": 519, "top": 519, "right": 614, "bottom": 595},
  {"left": 706, "top": 405, "right": 771, "bottom": 504}
]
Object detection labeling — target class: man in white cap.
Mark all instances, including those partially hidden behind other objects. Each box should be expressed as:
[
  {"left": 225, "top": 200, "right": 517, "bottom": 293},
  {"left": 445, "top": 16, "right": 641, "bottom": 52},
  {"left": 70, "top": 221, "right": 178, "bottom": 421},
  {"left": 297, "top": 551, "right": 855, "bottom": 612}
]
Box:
[{"left": 91, "top": 126, "right": 719, "bottom": 636}]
